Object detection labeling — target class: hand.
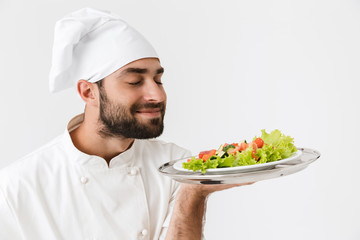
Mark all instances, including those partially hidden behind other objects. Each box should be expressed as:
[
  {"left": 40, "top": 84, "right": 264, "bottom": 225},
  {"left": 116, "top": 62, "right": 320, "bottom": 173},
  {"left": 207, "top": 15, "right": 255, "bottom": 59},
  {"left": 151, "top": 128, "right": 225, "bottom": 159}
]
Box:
[
  {"left": 180, "top": 182, "right": 255, "bottom": 198},
  {"left": 166, "top": 181, "right": 254, "bottom": 239}
]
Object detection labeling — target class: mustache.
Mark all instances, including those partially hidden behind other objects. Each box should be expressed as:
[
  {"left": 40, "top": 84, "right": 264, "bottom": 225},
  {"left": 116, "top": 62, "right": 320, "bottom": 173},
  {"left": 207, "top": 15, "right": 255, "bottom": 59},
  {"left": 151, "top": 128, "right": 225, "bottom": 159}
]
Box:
[{"left": 130, "top": 102, "right": 166, "bottom": 113}]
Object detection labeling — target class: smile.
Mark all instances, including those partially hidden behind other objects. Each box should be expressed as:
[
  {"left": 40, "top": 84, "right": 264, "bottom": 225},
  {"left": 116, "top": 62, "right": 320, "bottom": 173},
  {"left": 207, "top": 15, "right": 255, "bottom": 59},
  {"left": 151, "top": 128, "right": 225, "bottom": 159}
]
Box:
[{"left": 136, "top": 108, "right": 162, "bottom": 117}]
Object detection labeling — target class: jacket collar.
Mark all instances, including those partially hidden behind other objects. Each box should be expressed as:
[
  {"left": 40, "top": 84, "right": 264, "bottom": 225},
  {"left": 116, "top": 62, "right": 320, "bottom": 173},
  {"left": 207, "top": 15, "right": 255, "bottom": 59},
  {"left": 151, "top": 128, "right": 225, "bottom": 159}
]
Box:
[{"left": 62, "top": 113, "right": 137, "bottom": 169}]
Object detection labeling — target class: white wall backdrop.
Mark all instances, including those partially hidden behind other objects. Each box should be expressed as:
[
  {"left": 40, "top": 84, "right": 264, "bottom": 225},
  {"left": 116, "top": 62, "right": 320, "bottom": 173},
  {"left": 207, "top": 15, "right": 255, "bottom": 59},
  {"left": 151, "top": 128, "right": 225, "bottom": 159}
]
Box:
[{"left": 1, "top": 0, "right": 359, "bottom": 239}]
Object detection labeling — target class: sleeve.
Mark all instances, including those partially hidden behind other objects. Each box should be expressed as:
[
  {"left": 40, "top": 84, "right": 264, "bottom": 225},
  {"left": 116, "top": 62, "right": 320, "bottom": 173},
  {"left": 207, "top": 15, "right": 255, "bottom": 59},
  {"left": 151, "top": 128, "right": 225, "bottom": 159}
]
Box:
[
  {"left": 0, "top": 188, "right": 22, "bottom": 240},
  {"left": 158, "top": 145, "right": 206, "bottom": 239},
  {"left": 158, "top": 179, "right": 180, "bottom": 239}
]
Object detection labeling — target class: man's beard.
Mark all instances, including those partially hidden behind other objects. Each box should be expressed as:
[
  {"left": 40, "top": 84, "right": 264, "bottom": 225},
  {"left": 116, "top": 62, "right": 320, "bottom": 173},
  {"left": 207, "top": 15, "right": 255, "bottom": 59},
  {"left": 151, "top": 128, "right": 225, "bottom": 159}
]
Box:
[{"left": 97, "top": 88, "right": 166, "bottom": 139}]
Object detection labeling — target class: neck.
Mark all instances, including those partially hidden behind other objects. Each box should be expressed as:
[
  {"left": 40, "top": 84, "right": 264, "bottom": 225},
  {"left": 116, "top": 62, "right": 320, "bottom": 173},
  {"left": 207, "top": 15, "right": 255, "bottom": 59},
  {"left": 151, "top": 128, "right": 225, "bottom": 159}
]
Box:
[{"left": 70, "top": 114, "right": 134, "bottom": 164}]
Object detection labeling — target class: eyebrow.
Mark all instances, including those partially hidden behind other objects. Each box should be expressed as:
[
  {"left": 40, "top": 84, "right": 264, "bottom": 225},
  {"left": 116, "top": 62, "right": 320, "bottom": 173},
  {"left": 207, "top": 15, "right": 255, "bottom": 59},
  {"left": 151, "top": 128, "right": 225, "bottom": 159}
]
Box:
[{"left": 118, "top": 67, "right": 164, "bottom": 78}]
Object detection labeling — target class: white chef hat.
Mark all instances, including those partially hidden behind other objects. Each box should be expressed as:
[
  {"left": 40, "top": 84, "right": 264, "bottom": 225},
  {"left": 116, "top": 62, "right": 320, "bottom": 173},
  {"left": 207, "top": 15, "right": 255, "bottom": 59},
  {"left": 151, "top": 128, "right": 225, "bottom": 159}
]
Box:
[{"left": 49, "top": 7, "right": 158, "bottom": 93}]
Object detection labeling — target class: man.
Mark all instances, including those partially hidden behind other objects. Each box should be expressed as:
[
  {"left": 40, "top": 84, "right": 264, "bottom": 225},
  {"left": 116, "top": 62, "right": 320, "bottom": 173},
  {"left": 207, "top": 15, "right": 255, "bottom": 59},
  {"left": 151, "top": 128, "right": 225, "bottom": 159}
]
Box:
[{"left": 0, "top": 8, "right": 251, "bottom": 239}]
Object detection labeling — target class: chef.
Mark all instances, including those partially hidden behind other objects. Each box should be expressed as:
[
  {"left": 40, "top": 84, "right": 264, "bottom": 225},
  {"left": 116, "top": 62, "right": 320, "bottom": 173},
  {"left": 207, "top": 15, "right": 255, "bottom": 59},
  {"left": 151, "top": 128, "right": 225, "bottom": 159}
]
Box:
[{"left": 0, "top": 8, "right": 251, "bottom": 240}]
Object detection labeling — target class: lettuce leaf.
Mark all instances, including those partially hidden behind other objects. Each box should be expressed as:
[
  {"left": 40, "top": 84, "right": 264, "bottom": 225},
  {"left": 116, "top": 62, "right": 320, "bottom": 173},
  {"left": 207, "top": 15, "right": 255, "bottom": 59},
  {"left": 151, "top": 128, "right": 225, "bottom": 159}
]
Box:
[
  {"left": 258, "top": 129, "right": 297, "bottom": 159},
  {"left": 233, "top": 148, "right": 257, "bottom": 166}
]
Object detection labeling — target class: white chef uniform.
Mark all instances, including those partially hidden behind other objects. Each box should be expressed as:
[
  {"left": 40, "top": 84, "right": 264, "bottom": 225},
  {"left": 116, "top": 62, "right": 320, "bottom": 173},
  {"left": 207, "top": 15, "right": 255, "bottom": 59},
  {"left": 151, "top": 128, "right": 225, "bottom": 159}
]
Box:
[{"left": 0, "top": 114, "right": 191, "bottom": 240}]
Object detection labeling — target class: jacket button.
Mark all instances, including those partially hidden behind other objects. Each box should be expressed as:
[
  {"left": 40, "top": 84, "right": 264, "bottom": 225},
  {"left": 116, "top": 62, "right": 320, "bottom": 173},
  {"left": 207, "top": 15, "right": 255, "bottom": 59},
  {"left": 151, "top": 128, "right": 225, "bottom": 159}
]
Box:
[
  {"left": 141, "top": 229, "right": 148, "bottom": 236},
  {"left": 80, "top": 176, "right": 88, "bottom": 184},
  {"left": 129, "top": 168, "right": 137, "bottom": 176}
]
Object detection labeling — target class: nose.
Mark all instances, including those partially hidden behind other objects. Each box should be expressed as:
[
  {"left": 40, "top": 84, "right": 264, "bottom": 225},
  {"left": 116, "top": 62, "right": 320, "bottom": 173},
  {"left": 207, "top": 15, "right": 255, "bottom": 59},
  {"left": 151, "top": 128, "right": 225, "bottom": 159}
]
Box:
[{"left": 143, "top": 80, "right": 166, "bottom": 103}]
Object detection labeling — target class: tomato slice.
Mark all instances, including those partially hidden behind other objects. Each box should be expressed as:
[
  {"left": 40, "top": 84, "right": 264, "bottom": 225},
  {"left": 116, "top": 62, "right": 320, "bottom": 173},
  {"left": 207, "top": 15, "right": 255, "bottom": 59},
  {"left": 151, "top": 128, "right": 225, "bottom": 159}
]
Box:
[
  {"left": 227, "top": 145, "right": 241, "bottom": 155},
  {"left": 199, "top": 150, "right": 210, "bottom": 159},
  {"left": 199, "top": 149, "right": 216, "bottom": 161},
  {"left": 239, "top": 142, "right": 249, "bottom": 151},
  {"left": 248, "top": 142, "right": 258, "bottom": 151},
  {"left": 254, "top": 138, "right": 264, "bottom": 148},
  {"left": 251, "top": 150, "right": 259, "bottom": 161},
  {"left": 202, "top": 154, "right": 211, "bottom": 161}
]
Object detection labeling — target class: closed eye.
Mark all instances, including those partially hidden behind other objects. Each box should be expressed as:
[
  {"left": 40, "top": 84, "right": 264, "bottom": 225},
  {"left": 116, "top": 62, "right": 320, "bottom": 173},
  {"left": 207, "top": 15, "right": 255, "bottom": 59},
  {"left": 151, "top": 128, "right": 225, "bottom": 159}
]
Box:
[
  {"left": 154, "top": 75, "right": 163, "bottom": 85},
  {"left": 129, "top": 81, "right": 142, "bottom": 86},
  {"left": 155, "top": 81, "right": 163, "bottom": 85}
]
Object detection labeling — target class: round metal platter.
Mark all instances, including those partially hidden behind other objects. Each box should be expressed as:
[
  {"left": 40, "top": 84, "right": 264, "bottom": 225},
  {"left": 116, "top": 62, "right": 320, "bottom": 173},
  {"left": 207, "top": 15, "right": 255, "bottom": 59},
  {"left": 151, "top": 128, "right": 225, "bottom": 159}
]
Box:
[{"left": 158, "top": 148, "right": 320, "bottom": 184}]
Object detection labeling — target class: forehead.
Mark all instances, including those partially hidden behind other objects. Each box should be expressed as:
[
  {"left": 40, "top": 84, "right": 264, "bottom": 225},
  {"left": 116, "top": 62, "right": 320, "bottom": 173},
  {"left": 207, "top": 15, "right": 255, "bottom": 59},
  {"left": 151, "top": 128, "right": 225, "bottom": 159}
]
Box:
[{"left": 112, "top": 57, "right": 162, "bottom": 77}]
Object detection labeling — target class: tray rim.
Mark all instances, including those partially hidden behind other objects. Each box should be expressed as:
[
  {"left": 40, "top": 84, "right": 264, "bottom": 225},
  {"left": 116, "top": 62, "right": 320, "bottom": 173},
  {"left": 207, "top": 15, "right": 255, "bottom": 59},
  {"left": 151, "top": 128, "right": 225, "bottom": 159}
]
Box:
[{"left": 158, "top": 148, "right": 320, "bottom": 184}]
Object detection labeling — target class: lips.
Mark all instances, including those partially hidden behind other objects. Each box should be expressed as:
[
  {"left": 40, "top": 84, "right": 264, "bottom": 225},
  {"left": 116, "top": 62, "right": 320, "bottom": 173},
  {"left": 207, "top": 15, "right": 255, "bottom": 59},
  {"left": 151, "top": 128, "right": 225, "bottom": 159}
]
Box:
[
  {"left": 135, "top": 108, "right": 163, "bottom": 118},
  {"left": 131, "top": 102, "right": 165, "bottom": 118},
  {"left": 136, "top": 108, "right": 161, "bottom": 114}
]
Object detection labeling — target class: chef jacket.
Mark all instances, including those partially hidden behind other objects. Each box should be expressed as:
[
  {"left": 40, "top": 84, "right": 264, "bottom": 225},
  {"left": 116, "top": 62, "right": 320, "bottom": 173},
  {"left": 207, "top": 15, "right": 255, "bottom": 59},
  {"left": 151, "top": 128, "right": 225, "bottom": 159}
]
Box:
[{"left": 0, "top": 114, "right": 191, "bottom": 240}]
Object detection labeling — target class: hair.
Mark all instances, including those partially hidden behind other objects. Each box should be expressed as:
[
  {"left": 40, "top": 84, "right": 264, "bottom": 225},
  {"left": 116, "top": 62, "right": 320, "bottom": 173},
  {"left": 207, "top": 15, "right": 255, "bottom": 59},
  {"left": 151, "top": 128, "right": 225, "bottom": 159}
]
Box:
[{"left": 95, "top": 79, "right": 104, "bottom": 89}]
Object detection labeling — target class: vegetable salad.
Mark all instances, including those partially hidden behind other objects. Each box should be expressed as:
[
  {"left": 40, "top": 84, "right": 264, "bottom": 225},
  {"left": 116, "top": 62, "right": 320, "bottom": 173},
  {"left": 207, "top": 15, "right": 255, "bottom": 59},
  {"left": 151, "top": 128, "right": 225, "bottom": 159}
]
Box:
[{"left": 183, "top": 129, "right": 297, "bottom": 173}]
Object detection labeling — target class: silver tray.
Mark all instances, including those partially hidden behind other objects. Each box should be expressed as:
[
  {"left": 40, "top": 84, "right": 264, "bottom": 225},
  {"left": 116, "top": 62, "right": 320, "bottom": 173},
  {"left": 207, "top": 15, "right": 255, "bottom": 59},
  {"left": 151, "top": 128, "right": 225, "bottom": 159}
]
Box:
[{"left": 158, "top": 148, "right": 320, "bottom": 184}]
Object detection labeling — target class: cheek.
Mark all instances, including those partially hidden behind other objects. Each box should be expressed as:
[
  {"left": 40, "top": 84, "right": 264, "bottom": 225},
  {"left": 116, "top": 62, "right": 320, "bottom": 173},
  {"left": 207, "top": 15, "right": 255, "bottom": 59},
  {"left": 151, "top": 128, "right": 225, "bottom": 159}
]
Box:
[{"left": 108, "top": 87, "right": 141, "bottom": 105}]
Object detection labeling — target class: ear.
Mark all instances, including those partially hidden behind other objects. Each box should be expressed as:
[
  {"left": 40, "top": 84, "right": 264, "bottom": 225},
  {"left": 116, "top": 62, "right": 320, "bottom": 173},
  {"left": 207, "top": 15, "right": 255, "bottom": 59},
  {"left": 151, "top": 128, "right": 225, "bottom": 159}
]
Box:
[{"left": 76, "top": 80, "right": 99, "bottom": 106}]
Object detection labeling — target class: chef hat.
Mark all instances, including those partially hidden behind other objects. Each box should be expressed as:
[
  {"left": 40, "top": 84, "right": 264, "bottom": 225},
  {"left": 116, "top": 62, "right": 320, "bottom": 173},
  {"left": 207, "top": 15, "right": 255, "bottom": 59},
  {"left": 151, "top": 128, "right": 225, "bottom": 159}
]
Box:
[{"left": 49, "top": 7, "right": 158, "bottom": 93}]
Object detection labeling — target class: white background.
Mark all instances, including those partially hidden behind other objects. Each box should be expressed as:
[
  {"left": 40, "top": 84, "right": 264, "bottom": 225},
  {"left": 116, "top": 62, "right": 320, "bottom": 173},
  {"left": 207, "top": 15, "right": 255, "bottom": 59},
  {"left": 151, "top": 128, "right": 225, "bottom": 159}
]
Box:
[{"left": 1, "top": 0, "right": 359, "bottom": 239}]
